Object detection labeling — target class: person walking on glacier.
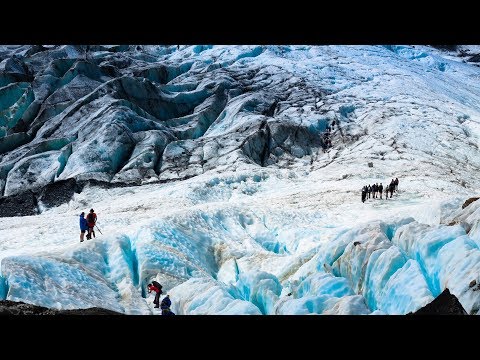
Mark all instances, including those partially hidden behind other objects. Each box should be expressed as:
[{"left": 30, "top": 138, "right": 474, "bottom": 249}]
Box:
[
  {"left": 79, "top": 212, "right": 89, "bottom": 242},
  {"left": 378, "top": 183, "right": 383, "bottom": 199},
  {"left": 389, "top": 180, "right": 395, "bottom": 198},
  {"left": 148, "top": 281, "right": 163, "bottom": 308},
  {"left": 361, "top": 186, "right": 367, "bottom": 203},
  {"left": 394, "top": 177, "right": 399, "bottom": 192},
  {"left": 86, "top": 208, "right": 97, "bottom": 240}
]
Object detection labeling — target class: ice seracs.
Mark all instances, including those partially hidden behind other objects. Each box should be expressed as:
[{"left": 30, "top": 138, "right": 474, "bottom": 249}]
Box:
[{"left": 1, "top": 45, "right": 480, "bottom": 314}]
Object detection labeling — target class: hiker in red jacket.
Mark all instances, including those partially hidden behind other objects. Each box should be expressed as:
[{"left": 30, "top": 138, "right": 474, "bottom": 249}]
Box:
[
  {"left": 148, "top": 281, "right": 163, "bottom": 308},
  {"left": 86, "top": 208, "right": 97, "bottom": 240}
]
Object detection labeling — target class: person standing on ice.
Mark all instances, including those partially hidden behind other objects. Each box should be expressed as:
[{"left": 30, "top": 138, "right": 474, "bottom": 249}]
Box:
[
  {"left": 367, "top": 184, "right": 371, "bottom": 199},
  {"left": 389, "top": 180, "right": 395, "bottom": 198},
  {"left": 361, "top": 186, "right": 367, "bottom": 203},
  {"left": 79, "top": 212, "right": 88, "bottom": 242},
  {"left": 86, "top": 208, "right": 97, "bottom": 240},
  {"left": 394, "top": 177, "right": 399, "bottom": 192},
  {"left": 378, "top": 183, "right": 383, "bottom": 199},
  {"left": 385, "top": 185, "right": 389, "bottom": 199},
  {"left": 148, "top": 281, "right": 163, "bottom": 308}
]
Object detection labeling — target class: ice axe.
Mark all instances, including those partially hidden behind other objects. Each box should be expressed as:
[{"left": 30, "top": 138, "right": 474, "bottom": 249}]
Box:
[{"left": 95, "top": 224, "right": 103, "bottom": 235}]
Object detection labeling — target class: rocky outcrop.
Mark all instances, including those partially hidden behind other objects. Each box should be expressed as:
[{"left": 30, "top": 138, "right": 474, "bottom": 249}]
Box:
[
  {"left": 0, "top": 178, "right": 133, "bottom": 217},
  {"left": 462, "top": 197, "right": 479, "bottom": 209},
  {"left": 0, "top": 300, "right": 122, "bottom": 315},
  {"left": 411, "top": 289, "right": 467, "bottom": 315}
]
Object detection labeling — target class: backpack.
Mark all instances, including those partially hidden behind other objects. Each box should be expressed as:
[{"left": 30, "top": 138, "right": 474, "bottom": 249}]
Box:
[
  {"left": 152, "top": 280, "right": 163, "bottom": 293},
  {"left": 162, "top": 309, "right": 175, "bottom": 316}
]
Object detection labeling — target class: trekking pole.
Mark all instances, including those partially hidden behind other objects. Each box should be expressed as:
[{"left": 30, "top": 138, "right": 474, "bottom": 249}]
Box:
[{"left": 95, "top": 224, "right": 103, "bottom": 235}]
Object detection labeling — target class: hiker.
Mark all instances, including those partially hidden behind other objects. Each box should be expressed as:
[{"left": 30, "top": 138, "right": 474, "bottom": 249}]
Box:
[
  {"left": 161, "top": 294, "right": 175, "bottom": 316},
  {"left": 86, "top": 208, "right": 97, "bottom": 240},
  {"left": 389, "top": 180, "right": 395, "bottom": 198},
  {"left": 148, "top": 281, "right": 163, "bottom": 308},
  {"left": 79, "top": 212, "right": 88, "bottom": 242},
  {"left": 372, "top": 183, "right": 377, "bottom": 198},
  {"left": 378, "top": 183, "right": 383, "bottom": 199},
  {"left": 385, "top": 185, "right": 389, "bottom": 199},
  {"left": 366, "top": 185, "right": 371, "bottom": 199},
  {"left": 361, "top": 186, "right": 367, "bottom": 203},
  {"left": 394, "top": 177, "right": 399, "bottom": 192}
]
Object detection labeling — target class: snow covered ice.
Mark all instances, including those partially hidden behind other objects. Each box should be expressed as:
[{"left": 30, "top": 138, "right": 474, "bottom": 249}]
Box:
[{"left": 1, "top": 45, "right": 480, "bottom": 314}]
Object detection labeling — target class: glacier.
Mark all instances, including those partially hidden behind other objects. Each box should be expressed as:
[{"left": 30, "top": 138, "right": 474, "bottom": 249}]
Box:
[{"left": 0, "top": 45, "right": 480, "bottom": 314}]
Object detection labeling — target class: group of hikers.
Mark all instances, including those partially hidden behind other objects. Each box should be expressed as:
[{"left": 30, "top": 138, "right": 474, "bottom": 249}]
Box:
[
  {"left": 361, "top": 177, "right": 399, "bottom": 203},
  {"left": 322, "top": 120, "right": 337, "bottom": 152},
  {"left": 79, "top": 209, "right": 97, "bottom": 242},
  {"left": 78, "top": 210, "right": 175, "bottom": 315},
  {"left": 148, "top": 281, "right": 175, "bottom": 315}
]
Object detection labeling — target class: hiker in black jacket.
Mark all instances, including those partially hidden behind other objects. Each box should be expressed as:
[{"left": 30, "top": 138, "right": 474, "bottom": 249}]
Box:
[{"left": 389, "top": 180, "right": 395, "bottom": 198}]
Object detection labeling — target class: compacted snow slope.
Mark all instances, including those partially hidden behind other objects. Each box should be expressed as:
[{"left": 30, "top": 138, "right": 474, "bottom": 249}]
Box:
[{"left": 1, "top": 45, "right": 480, "bottom": 314}]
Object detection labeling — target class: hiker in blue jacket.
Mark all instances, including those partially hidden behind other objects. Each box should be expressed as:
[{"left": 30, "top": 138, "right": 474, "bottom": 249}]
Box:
[
  {"left": 79, "top": 212, "right": 89, "bottom": 242},
  {"left": 161, "top": 295, "right": 175, "bottom": 315}
]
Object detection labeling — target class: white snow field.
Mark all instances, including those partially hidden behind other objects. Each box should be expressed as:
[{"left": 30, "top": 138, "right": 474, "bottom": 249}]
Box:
[{"left": 1, "top": 45, "right": 480, "bottom": 314}]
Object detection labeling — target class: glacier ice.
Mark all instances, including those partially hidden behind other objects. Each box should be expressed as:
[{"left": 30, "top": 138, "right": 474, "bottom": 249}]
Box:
[{"left": 1, "top": 45, "right": 480, "bottom": 314}]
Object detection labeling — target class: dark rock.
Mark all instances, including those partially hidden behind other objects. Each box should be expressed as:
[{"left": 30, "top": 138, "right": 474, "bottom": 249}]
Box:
[
  {"left": 0, "top": 178, "right": 139, "bottom": 217},
  {"left": 37, "top": 178, "right": 82, "bottom": 208},
  {"left": 353, "top": 241, "right": 361, "bottom": 246},
  {"left": 0, "top": 191, "right": 38, "bottom": 217},
  {"left": 468, "top": 54, "right": 480, "bottom": 63},
  {"left": 462, "top": 197, "right": 479, "bottom": 209},
  {"left": 469, "top": 279, "right": 476, "bottom": 288},
  {"left": 368, "top": 162, "right": 373, "bottom": 167},
  {"left": 432, "top": 45, "right": 458, "bottom": 52},
  {"left": 411, "top": 288, "right": 467, "bottom": 315},
  {"left": 60, "top": 307, "right": 123, "bottom": 315},
  {"left": 0, "top": 300, "right": 122, "bottom": 315}
]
